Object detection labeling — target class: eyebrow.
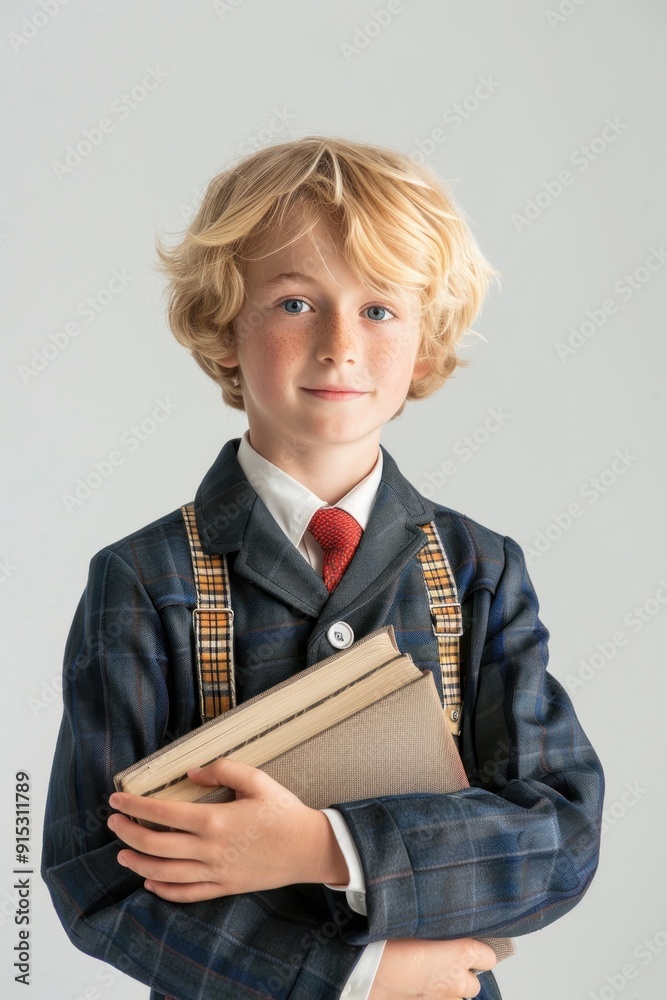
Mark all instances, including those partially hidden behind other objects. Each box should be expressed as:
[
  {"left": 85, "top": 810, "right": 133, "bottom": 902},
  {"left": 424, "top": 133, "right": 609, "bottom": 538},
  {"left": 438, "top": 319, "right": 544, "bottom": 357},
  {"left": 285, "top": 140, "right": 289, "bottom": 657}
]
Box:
[{"left": 259, "top": 271, "right": 321, "bottom": 289}]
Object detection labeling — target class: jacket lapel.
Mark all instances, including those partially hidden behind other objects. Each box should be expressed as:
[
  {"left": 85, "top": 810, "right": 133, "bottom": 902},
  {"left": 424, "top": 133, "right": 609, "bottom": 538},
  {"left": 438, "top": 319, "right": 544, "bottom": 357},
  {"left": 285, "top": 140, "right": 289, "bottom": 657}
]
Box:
[
  {"left": 194, "top": 439, "right": 329, "bottom": 616},
  {"left": 193, "top": 438, "right": 442, "bottom": 619}
]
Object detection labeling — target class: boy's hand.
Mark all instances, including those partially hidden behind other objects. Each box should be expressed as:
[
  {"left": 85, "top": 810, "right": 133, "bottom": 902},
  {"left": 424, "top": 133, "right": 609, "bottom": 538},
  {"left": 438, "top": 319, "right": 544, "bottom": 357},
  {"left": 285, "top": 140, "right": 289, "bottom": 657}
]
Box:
[
  {"left": 106, "top": 758, "right": 349, "bottom": 902},
  {"left": 368, "top": 938, "right": 497, "bottom": 1000}
]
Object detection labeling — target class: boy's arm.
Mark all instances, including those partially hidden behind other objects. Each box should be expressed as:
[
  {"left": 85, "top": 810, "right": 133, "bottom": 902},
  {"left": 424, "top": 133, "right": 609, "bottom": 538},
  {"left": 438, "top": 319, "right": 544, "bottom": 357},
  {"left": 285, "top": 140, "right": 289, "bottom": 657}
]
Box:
[
  {"left": 322, "top": 534, "right": 606, "bottom": 946},
  {"left": 41, "top": 548, "right": 365, "bottom": 1000}
]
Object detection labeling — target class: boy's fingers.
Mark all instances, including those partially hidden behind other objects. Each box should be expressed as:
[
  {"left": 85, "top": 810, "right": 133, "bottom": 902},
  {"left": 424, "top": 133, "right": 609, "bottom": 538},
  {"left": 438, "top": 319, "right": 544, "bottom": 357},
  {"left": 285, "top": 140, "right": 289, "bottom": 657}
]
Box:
[
  {"left": 188, "top": 757, "right": 256, "bottom": 785},
  {"left": 468, "top": 938, "right": 498, "bottom": 972},
  {"left": 107, "top": 812, "right": 199, "bottom": 858},
  {"left": 116, "top": 850, "right": 210, "bottom": 884},
  {"left": 108, "top": 792, "right": 212, "bottom": 835},
  {"left": 144, "top": 880, "right": 227, "bottom": 903}
]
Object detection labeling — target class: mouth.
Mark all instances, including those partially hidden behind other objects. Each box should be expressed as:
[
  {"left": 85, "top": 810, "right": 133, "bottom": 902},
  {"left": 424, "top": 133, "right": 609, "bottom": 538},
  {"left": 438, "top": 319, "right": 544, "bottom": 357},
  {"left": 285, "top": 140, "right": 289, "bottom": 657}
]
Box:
[{"left": 301, "top": 387, "right": 368, "bottom": 401}]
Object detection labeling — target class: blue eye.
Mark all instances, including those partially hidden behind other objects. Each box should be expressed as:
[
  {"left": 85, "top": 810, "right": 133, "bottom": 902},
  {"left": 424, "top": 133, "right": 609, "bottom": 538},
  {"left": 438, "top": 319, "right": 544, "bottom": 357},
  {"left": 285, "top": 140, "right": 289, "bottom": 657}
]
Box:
[
  {"left": 366, "top": 305, "right": 394, "bottom": 322},
  {"left": 279, "top": 298, "right": 311, "bottom": 314}
]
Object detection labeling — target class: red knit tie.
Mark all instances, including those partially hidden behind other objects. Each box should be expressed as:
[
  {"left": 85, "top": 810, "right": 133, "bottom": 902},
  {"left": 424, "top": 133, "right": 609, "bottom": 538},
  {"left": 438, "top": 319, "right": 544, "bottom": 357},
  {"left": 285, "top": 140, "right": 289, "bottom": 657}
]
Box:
[{"left": 308, "top": 507, "right": 363, "bottom": 592}]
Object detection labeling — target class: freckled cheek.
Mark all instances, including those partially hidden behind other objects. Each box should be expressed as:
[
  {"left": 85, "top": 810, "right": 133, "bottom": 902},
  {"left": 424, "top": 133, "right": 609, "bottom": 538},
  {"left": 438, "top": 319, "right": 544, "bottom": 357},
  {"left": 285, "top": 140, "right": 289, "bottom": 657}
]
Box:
[
  {"left": 242, "top": 335, "right": 303, "bottom": 393},
  {"left": 263, "top": 332, "right": 309, "bottom": 370},
  {"left": 374, "top": 348, "right": 414, "bottom": 382}
]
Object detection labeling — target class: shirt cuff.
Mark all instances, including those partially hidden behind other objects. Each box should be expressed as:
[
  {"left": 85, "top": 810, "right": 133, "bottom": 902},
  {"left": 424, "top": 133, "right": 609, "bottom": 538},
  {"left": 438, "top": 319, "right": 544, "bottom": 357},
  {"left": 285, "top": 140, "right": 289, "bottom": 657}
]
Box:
[
  {"left": 338, "top": 939, "right": 387, "bottom": 999},
  {"left": 321, "top": 807, "right": 367, "bottom": 915}
]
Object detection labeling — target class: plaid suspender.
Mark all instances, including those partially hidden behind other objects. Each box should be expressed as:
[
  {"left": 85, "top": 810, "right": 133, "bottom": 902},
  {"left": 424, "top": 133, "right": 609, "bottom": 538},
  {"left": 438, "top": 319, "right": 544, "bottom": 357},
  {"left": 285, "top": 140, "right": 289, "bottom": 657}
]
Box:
[
  {"left": 415, "top": 521, "right": 464, "bottom": 736},
  {"left": 181, "top": 504, "right": 236, "bottom": 722},
  {"left": 181, "top": 504, "right": 463, "bottom": 735}
]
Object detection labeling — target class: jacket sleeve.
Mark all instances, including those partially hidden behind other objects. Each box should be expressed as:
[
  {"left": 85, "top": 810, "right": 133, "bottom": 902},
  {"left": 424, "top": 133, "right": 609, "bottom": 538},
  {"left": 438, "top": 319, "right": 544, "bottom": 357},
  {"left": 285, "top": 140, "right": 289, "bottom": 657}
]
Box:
[
  {"left": 41, "top": 548, "right": 364, "bottom": 1000},
  {"left": 324, "top": 534, "right": 605, "bottom": 945}
]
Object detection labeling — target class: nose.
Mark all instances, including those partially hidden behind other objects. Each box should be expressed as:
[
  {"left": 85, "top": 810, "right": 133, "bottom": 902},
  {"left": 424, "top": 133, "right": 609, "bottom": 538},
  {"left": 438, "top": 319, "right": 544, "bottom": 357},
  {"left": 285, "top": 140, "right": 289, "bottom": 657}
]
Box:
[{"left": 315, "top": 312, "right": 359, "bottom": 366}]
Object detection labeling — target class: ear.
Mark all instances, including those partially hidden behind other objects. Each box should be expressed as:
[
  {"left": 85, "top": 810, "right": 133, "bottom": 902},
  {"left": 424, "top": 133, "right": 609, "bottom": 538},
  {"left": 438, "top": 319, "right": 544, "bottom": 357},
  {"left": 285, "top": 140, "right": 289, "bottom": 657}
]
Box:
[
  {"left": 214, "top": 321, "right": 240, "bottom": 368},
  {"left": 216, "top": 352, "right": 239, "bottom": 369},
  {"left": 411, "top": 356, "right": 429, "bottom": 382}
]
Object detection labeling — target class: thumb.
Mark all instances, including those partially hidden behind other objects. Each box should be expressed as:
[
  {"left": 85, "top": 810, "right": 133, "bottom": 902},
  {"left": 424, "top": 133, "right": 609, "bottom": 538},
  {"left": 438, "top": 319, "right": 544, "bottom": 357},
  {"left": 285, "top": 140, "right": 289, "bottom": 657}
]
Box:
[{"left": 187, "top": 756, "right": 259, "bottom": 788}]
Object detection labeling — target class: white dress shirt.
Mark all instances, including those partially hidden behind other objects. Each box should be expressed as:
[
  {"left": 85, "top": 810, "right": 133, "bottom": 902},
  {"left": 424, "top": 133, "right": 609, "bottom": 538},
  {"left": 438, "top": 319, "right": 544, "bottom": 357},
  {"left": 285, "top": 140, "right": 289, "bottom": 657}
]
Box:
[{"left": 235, "top": 430, "right": 387, "bottom": 999}]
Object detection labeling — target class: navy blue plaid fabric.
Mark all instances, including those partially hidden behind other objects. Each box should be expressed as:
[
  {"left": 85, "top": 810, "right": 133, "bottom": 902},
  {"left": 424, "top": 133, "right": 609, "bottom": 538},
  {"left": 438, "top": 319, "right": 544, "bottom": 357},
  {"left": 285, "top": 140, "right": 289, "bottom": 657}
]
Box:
[{"left": 41, "top": 438, "right": 604, "bottom": 1000}]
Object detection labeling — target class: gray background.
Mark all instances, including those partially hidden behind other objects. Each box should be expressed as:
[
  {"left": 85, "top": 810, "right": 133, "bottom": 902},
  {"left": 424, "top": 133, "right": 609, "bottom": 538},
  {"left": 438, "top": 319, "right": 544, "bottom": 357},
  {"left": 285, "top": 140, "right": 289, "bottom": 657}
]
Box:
[{"left": 2, "top": 1, "right": 666, "bottom": 997}]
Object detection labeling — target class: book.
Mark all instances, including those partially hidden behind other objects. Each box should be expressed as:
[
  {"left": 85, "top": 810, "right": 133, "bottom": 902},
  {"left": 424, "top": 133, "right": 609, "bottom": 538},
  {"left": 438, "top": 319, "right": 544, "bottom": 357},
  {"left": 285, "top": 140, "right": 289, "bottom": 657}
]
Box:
[{"left": 114, "top": 625, "right": 516, "bottom": 963}]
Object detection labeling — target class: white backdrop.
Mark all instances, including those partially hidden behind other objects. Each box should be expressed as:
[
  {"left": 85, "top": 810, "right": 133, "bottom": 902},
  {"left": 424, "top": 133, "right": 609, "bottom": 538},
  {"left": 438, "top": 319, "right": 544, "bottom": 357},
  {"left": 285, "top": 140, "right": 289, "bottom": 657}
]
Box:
[{"left": 2, "top": 2, "right": 666, "bottom": 998}]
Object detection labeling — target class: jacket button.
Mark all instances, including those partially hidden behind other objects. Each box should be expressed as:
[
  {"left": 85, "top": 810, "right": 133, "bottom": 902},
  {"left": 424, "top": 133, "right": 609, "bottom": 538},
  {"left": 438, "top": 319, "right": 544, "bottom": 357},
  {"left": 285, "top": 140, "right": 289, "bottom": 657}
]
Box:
[{"left": 327, "top": 621, "right": 354, "bottom": 649}]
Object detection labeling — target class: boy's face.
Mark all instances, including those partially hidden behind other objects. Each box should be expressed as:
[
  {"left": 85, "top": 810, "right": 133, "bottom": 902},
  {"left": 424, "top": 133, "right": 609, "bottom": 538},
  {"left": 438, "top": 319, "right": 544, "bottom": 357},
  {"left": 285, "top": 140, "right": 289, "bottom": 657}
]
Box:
[{"left": 218, "top": 206, "right": 428, "bottom": 465}]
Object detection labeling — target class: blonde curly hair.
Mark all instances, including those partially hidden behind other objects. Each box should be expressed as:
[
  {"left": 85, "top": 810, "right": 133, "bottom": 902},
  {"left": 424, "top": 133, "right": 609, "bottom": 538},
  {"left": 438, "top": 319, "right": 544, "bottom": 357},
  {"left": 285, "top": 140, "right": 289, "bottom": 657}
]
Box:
[{"left": 154, "top": 135, "right": 499, "bottom": 412}]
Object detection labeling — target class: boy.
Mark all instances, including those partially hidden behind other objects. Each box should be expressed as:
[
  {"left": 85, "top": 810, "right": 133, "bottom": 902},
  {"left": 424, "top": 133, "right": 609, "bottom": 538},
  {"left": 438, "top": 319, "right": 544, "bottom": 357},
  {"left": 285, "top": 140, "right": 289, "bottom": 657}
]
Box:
[{"left": 41, "top": 136, "right": 605, "bottom": 1000}]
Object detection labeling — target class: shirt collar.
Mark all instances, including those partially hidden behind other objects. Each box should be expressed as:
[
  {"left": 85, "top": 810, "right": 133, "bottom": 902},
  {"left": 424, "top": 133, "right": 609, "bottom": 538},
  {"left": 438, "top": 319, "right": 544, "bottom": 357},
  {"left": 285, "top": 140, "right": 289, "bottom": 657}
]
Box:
[{"left": 236, "top": 430, "right": 383, "bottom": 548}]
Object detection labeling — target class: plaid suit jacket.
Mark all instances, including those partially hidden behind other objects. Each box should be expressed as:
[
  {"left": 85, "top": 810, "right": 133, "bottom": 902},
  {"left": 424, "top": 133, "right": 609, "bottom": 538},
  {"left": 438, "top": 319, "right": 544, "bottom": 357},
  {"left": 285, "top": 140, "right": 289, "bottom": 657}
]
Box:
[{"left": 41, "top": 438, "right": 605, "bottom": 1000}]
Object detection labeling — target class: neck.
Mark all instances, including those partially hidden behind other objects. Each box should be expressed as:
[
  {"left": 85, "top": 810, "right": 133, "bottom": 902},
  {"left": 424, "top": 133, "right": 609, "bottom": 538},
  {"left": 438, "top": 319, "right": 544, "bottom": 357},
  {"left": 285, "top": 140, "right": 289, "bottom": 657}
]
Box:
[{"left": 246, "top": 433, "right": 380, "bottom": 504}]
